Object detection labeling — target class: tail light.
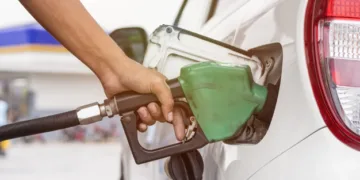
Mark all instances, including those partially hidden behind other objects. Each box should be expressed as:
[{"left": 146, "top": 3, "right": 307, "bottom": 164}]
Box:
[{"left": 305, "top": 0, "right": 360, "bottom": 150}]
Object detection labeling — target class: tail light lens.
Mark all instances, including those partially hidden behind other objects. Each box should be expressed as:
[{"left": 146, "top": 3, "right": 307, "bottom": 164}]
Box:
[{"left": 305, "top": 0, "right": 360, "bottom": 150}]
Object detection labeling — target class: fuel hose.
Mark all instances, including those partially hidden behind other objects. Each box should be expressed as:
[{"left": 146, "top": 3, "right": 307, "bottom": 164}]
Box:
[
  {"left": 0, "top": 100, "right": 107, "bottom": 142},
  {"left": 0, "top": 110, "right": 79, "bottom": 141}
]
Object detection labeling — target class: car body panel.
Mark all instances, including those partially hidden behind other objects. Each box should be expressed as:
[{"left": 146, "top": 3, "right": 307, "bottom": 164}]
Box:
[
  {"left": 188, "top": 0, "right": 328, "bottom": 179},
  {"left": 176, "top": 0, "right": 213, "bottom": 32},
  {"left": 247, "top": 128, "right": 360, "bottom": 180}
]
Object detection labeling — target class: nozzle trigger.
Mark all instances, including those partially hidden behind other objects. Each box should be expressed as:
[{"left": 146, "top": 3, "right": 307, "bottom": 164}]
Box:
[{"left": 120, "top": 101, "right": 209, "bottom": 164}]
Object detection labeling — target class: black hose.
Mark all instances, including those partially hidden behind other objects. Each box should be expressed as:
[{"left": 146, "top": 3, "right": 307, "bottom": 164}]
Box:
[{"left": 0, "top": 110, "right": 79, "bottom": 141}]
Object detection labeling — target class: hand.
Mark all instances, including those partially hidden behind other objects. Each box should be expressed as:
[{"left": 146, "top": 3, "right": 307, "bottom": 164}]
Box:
[
  {"left": 19, "top": 0, "right": 186, "bottom": 141},
  {"left": 99, "top": 59, "right": 185, "bottom": 141},
  {"left": 136, "top": 103, "right": 186, "bottom": 141}
]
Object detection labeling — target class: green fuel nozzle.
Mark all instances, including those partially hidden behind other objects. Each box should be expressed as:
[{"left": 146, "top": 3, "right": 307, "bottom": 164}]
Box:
[
  {"left": 118, "top": 62, "right": 268, "bottom": 164},
  {"left": 0, "top": 62, "right": 268, "bottom": 165},
  {"left": 179, "top": 62, "right": 268, "bottom": 142}
]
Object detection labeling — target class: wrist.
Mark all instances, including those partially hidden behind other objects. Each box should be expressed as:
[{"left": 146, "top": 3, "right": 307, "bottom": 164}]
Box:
[
  {"left": 85, "top": 46, "right": 128, "bottom": 79},
  {"left": 97, "top": 45, "right": 131, "bottom": 74},
  {"left": 92, "top": 61, "right": 112, "bottom": 81},
  {"left": 94, "top": 56, "right": 131, "bottom": 83}
]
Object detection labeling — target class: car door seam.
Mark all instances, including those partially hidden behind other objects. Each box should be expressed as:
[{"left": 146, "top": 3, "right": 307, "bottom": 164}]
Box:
[{"left": 246, "top": 126, "right": 327, "bottom": 180}]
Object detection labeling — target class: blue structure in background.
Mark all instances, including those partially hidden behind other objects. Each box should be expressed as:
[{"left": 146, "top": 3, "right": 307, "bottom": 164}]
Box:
[{"left": 0, "top": 23, "right": 61, "bottom": 47}]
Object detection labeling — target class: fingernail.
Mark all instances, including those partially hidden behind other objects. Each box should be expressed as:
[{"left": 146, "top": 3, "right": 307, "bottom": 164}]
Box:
[{"left": 167, "top": 112, "right": 173, "bottom": 122}]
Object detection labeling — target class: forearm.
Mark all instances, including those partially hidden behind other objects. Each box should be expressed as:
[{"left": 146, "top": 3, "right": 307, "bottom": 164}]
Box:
[{"left": 20, "top": 0, "right": 127, "bottom": 77}]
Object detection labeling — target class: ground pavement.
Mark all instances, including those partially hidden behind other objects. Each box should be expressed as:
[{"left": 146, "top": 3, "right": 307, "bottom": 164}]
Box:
[{"left": 0, "top": 142, "right": 122, "bottom": 180}]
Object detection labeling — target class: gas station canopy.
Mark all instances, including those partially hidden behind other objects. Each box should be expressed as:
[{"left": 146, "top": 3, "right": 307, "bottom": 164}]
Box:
[{"left": 0, "top": 23, "right": 91, "bottom": 74}]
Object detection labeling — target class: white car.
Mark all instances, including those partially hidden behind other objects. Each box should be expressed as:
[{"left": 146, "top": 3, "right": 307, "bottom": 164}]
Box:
[{"left": 116, "top": 0, "right": 360, "bottom": 179}]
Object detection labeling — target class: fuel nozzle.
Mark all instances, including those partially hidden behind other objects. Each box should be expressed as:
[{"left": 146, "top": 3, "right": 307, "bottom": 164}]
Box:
[{"left": 0, "top": 62, "right": 268, "bottom": 165}]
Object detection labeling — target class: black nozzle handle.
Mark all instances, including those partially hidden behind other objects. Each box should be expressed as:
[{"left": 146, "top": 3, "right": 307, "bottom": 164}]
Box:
[
  {"left": 0, "top": 110, "right": 79, "bottom": 141},
  {"left": 109, "top": 79, "right": 209, "bottom": 164},
  {"left": 114, "top": 78, "right": 185, "bottom": 115},
  {"left": 121, "top": 101, "right": 209, "bottom": 164}
]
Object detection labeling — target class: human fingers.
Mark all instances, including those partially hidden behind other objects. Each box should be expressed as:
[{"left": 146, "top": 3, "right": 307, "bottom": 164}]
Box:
[
  {"left": 149, "top": 76, "right": 174, "bottom": 123},
  {"left": 147, "top": 102, "right": 166, "bottom": 122},
  {"left": 172, "top": 107, "right": 185, "bottom": 141},
  {"left": 137, "top": 106, "right": 156, "bottom": 126},
  {"left": 137, "top": 123, "right": 147, "bottom": 132}
]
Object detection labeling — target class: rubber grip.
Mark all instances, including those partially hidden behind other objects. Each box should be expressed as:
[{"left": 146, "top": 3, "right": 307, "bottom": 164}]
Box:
[
  {"left": 114, "top": 79, "right": 185, "bottom": 114},
  {"left": 0, "top": 110, "right": 79, "bottom": 141}
]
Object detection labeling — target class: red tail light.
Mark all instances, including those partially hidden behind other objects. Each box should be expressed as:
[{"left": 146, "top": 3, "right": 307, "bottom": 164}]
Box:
[{"left": 305, "top": 0, "right": 360, "bottom": 150}]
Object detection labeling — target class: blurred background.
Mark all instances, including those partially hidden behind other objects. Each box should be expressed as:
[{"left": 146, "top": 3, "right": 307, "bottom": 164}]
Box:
[{"left": 0, "top": 0, "right": 182, "bottom": 179}]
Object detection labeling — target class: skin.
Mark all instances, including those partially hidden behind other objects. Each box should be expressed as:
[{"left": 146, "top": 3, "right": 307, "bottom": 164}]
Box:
[{"left": 19, "top": 0, "right": 185, "bottom": 141}]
